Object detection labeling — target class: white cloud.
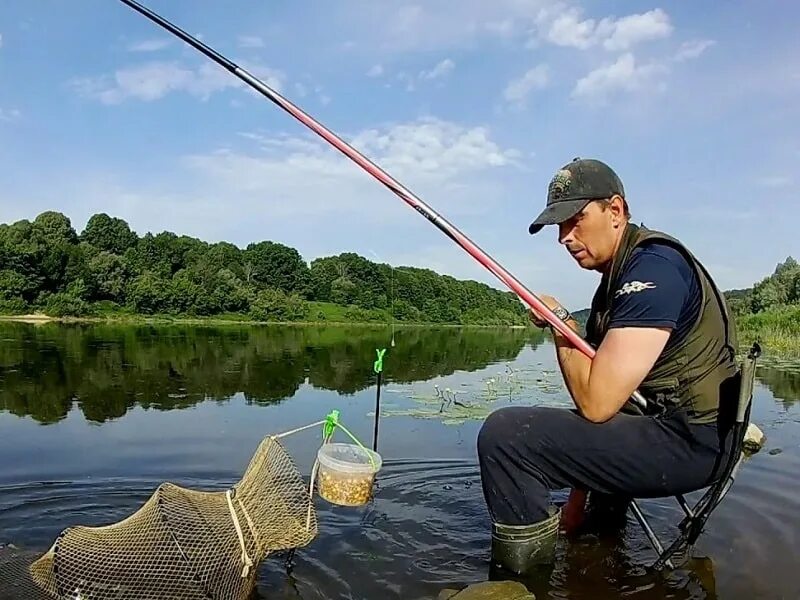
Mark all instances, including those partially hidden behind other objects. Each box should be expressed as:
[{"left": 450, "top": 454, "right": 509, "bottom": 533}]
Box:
[
  {"left": 0, "top": 108, "right": 21, "bottom": 122},
  {"left": 388, "top": 58, "right": 455, "bottom": 92},
  {"left": 71, "top": 60, "right": 284, "bottom": 104},
  {"left": 294, "top": 82, "right": 307, "bottom": 97},
  {"left": 535, "top": 5, "right": 672, "bottom": 51},
  {"left": 43, "top": 118, "right": 519, "bottom": 262},
  {"left": 20, "top": 116, "right": 520, "bottom": 254},
  {"left": 179, "top": 117, "right": 519, "bottom": 227},
  {"left": 340, "top": 1, "right": 674, "bottom": 60},
  {"left": 674, "top": 39, "right": 716, "bottom": 62},
  {"left": 503, "top": 64, "right": 549, "bottom": 107},
  {"left": 420, "top": 58, "right": 455, "bottom": 80},
  {"left": 541, "top": 6, "right": 597, "bottom": 49},
  {"left": 0, "top": 33, "right": 4, "bottom": 49},
  {"left": 238, "top": 35, "right": 265, "bottom": 49},
  {"left": 346, "top": 1, "right": 550, "bottom": 53},
  {"left": 127, "top": 38, "right": 170, "bottom": 52},
  {"left": 350, "top": 117, "right": 519, "bottom": 175},
  {"left": 600, "top": 9, "right": 672, "bottom": 51},
  {"left": 367, "top": 64, "right": 384, "bottom": 77},
  {"left": 572, "top": 53, "right": 666, "bottom": 103}
]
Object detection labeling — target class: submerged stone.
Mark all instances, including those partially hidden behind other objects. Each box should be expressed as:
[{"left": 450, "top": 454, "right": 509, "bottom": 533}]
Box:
[
  {"left": 743, "top": 423, "right": 766, "bottom": 454},
  {"left": 437, "top": 580, "right": 535, "bottom": 599}
]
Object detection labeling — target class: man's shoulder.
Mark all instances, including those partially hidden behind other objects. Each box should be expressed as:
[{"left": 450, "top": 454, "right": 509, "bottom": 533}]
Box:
[
  {"left": 628, "top": 241, "right": 693, "bottom": 276},
  {"left": 614, "top": 242, "right": 694, "bottom": 302}
]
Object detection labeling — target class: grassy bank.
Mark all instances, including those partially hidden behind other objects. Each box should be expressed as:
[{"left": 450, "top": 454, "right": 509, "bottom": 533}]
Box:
[
  {"left": 4, "top": 304, "right": 798, "bottom": 353},
  {"left": 735, "top": 306, "right": 800, "bottom": 356},
  {"left": 0, "top": 301, "right": 513, "bottom": 329}
]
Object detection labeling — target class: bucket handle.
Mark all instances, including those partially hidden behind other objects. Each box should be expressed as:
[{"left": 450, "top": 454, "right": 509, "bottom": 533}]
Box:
[{"left": 323, "top": 410, "right": 378, "bottom": 469}]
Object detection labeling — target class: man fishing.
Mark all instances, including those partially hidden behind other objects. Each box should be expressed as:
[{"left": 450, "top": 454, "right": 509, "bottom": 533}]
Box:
[{"left": 477, "top": 157, "right": 739, "bottom": 575}]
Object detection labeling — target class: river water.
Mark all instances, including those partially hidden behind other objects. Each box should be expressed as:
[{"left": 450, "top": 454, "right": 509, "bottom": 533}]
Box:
[{"left": 0, "top": 323, "right": 797, "bottom": 599}]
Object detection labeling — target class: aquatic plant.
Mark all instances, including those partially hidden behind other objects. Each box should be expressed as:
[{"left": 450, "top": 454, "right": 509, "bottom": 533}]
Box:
[{"left": 379, "top": 365, "right": 572, "bottom": 425}]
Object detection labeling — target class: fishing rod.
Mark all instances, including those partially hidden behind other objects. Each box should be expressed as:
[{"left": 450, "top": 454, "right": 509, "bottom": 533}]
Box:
[{"left": 115, "top": 0, "right": 647, "bottom": 411}]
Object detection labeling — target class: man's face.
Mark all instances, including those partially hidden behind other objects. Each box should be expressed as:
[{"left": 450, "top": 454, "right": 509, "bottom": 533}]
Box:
[{"left": 557, "top": 198, "right": 624, "bottom": 271}]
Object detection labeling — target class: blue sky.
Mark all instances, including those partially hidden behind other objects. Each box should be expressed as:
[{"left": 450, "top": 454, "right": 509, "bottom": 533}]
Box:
[{"left": 0, "top": 0, "right": 797, "bottom": 308}]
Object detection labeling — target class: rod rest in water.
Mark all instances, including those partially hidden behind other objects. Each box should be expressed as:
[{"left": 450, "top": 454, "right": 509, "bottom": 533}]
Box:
[{"left": 0, "top": 413, "right": 381, "bottom": 600}]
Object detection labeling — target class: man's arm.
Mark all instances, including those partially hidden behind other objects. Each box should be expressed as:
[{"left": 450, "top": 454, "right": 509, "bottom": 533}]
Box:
[
  {"left": 533, "top": 244, "right": 694, "bottom": 422},
  {"left": 551, "top": 322, "right": 671, "bottom": 422}
]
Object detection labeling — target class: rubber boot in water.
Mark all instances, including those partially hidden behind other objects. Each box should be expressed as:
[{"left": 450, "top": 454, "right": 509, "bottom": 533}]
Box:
[{"left": 490, "top": 506, "right": 560, "bottom": 575}]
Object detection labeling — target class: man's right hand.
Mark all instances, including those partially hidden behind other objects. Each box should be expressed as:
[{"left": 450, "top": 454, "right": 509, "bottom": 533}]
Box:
[
  {"left": 529, "top": 308, "right": 548, "bottom": 328},
  {"left": 528, "top": 294, "right": 564, "bottom": 328}
]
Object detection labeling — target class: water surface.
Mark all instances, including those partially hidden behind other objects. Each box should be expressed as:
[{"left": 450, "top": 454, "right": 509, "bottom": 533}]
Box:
[{"left": 0, "top": 323, "right": 798, "bottom": 599}]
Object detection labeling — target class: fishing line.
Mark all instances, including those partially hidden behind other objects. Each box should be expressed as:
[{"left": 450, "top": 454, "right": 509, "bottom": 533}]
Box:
[
  {"left": 115, "top": 0, "right": 647, "bottom": 412},
  {"left": 368, "top": 249, "right": 396, "bottom": 348}
]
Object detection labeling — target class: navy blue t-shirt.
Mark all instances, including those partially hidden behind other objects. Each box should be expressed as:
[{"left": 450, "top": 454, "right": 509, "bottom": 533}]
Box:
[{"left": 607, "top": 242, "right": 701, "bottom": 352}]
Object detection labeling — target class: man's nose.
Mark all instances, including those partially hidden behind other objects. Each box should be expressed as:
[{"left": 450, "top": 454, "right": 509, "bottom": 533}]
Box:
[{"left": 558, "top": 222, "right": 573, "bottom": 245}]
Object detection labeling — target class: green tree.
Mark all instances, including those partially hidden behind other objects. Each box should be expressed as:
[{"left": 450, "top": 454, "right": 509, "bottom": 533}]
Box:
[
  {"left": 28, "top": 212, "right": 81, "bottom": 297},
  {"left": 127, "top": 271, "right": 171, "bottom": 314},
  {"left": 81, "top": 213, "right": 138, "bottom": 255},
  {"left": 201, "top": 242, "right": 244, "bottom": 280},
  {"left": 32, "top": 211, "right": 78, "bottom": 246},
  {"left": 752, "top": 279, "right": 788, "bottom": 312},
  {"left": 330, "top": 277, "right": 358, "bottom": 306},
  {"left": 206, "top": 268, "right": 251, "bottom": 314},
  {"left": 86, "top": 251, "right": 131, "bottom": 303},
  {"left": 169, "top": 270, "right": 204, "bottom": 314},
  {"left": 250, "top": 288, "right": 309, "bottom": 322},
  {"left": 245, "top": 241, "right": 311, "bottom": 296},
  {"left": 0, "top": 269, "right": 34, "bottom": 301}
]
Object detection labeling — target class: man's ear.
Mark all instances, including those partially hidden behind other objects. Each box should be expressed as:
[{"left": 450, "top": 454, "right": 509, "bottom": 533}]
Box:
[{"left": 610, "top": 194, "right": 626, "bottom": 225}]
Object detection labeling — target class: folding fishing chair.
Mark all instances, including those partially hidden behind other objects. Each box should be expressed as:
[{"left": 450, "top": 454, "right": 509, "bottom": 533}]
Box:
[{"left": 629, "top": 342, "right": 762, "bottom": 570}]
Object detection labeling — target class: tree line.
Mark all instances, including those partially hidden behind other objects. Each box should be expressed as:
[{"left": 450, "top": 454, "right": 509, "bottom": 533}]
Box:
[
  {"left": 0, "top": 211, "right": 527, "bottom": 325},
  {"left": 723, "top": 256, "right": 800, "bottom": 315}
]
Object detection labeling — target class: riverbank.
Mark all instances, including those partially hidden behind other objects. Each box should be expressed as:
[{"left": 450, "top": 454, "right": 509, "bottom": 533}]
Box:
[
  {"left": 736, "top": 306, "right": 800, "bottom": 356},
  {"left": 0, "top": 311, "right": 523, "bottom": 330},
  {"left": 2, "top": 305, "right": 797, "bottom": 353}
]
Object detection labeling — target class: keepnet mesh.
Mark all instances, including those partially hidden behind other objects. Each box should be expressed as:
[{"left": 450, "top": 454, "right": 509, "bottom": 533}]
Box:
[{"left": 0, "top": 435, "right": 318, "bottom": 599}]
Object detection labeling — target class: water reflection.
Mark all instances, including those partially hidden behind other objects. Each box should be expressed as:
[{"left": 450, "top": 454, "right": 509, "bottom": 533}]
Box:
[
  {"left": 756, "top": 365, "right": 800, "bottom": 408},
  {"left": 0, "top": 323, "right": 544, "bottom": 424},
  {"left": 1, "top": 324, "right": 799, "bottom": 599}
]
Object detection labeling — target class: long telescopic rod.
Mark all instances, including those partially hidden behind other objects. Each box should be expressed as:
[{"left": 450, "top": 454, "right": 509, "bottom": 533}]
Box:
[{"left": 116, "top": 0, "right": 647, "bottom": 411}]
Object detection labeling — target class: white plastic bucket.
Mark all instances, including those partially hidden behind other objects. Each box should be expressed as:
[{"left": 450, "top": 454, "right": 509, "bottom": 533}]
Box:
[{"left": 316, "top": 443, "right": 382, "bottom": 506}]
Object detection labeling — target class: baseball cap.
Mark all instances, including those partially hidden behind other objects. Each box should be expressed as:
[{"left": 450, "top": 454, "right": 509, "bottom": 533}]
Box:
[{"left": 528, "top": 158, "right": 625, "bottom": 234}]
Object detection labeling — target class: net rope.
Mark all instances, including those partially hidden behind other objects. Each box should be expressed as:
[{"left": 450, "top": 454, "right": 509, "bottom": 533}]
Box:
[{"left": 0, "top": 429, "right": 320, "bottom": 600}]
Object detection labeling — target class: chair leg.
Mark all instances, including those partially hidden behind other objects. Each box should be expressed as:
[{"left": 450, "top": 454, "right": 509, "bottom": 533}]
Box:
[
  {"left": 635, "top": 472, "right": 738, "bottom": 570},
  {"left": 676, "top": 495, "right": 694, "bottom": 519},
  {"left": 629, "top": 500, "right": 675, "bottom": 569}
]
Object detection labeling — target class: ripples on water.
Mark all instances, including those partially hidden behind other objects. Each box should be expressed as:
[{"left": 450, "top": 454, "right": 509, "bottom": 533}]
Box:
[
  {"left": 1, "top": 324, "right": 799, "bottom": 599},
  {"left": 4, "top": 454, "right": 796, "bottom": 599}
]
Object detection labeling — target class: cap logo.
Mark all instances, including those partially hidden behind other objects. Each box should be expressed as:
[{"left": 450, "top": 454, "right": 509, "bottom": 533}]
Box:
[{"left": 548, "top": 169, "right": 572, "bottom": 201}]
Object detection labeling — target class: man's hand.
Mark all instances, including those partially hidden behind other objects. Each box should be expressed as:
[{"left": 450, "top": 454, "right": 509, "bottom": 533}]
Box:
[{"left": 528, "top": 294, "right": 564, "bottom": 328}]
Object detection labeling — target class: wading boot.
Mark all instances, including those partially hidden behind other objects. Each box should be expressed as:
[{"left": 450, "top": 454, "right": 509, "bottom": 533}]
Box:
[{"left": 490, "top": 506, "right": 560, "bottom": 575}]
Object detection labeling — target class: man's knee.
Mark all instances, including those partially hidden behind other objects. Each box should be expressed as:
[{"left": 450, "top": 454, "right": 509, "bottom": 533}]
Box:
[{"left": 477, "top": 406, "right": 561, "bottom": 463}]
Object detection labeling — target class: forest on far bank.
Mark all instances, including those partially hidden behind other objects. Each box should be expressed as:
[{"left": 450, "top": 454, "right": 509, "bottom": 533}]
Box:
[
  {"left": 0, "top": 211, "right": 527, "bottom": 326},
  {"left": 2, "top": 211, "right": 797, "bottom": 351}
]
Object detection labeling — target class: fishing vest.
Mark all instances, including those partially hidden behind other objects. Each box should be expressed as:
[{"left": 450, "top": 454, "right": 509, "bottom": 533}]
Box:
[{"left": 586, "top": 223, "right": 738, "bottom": 424}]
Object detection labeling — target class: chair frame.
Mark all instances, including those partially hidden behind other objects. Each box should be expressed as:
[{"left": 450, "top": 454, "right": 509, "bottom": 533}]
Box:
[{"left": 629, "top": 342, "right": 761, "bottom": 570}]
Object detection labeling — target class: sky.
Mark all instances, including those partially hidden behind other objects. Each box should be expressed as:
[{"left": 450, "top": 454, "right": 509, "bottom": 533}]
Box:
[{"left": 0, "top": 0, "right": 798, "bottom": 308}]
